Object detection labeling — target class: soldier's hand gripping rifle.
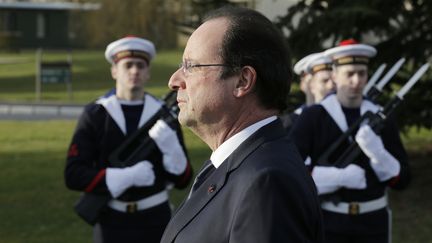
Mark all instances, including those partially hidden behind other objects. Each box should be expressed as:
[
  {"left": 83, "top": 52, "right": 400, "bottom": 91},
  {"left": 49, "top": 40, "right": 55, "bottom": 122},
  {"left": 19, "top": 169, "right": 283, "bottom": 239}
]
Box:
[
  {"left": 74, "top": 90, "right": 179, "bottom": 225},
  {"left": 108, "top": 90, "right": 179, "bottom": 167},
  {"left": 318, "top": 63, "right": 430, "bottom": 170},
  {"left": 317, "top": 58, "right": 406, "bottom": 166}
]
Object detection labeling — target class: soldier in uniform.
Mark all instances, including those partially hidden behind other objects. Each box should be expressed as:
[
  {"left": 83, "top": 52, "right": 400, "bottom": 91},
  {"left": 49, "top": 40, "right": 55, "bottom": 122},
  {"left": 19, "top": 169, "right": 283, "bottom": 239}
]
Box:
[
  {"left": 64, "top": 36, "right": 192, "bottom": 243},
  {"left": 304, "top": 52, "right": 335, "bottom": 104},
  {"left": 280, "top": 53, "right": 313, "bottom": 128},
  {"left": 281, "top": 52, "right": 335, "bottom": 129},
  {"left": 294, "top": 54, "right": 315, "bottom": 106},
  {"left": 289, "top": 39, "right": 410, "bottom": 243}
]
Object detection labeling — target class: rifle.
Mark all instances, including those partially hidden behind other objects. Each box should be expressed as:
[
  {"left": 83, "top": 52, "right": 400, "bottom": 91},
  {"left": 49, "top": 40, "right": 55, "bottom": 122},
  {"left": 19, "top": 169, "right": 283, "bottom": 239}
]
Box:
[
  {"left": 365, "top": 58, "right": 406, "bottom": 101},
  {"left": 108, "top": 91, "right": 179, "bottom": 166},
  {"left": 74, "top": 90, "right": 179, "bottom": 225},
  {"left": 363, "top": 63, "right": 387, "bottom": 96},
  {"left": 317, "top": 63, "right": 429, "bottom": 169}
]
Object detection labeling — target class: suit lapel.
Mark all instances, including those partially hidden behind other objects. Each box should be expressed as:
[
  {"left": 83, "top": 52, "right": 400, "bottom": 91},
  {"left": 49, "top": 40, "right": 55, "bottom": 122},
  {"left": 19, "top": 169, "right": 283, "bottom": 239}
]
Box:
[
  {"left": 225, "top": 119, "right": 285, "bottom": 172},
  {"left": 162, "top": 161, "right": 227, "bottom": 242},
  {"left": 162, "top": 120, "right": 285, "bottom": 243}
]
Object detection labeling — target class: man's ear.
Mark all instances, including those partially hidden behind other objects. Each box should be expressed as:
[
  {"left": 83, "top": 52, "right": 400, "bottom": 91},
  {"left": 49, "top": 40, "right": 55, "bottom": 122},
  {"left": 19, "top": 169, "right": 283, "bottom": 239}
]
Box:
[
  {"left": 111, "top": 65, "right": 117, "bottom": 80},
  {"left": 233, "top": 66, "right": 256, "bottom": 97}
]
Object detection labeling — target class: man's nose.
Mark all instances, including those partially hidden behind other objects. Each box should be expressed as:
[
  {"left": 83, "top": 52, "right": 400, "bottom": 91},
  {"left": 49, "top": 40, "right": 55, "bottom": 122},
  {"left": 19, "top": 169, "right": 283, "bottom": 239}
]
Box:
[
  {"left": 130, "top": 64, "right": 141, "bottom": 73},
  {"left": 351, "top": 74, "right": 361, "bottom": 86},
  {"left": 168, "top": 69, "right": 184, "bottom": 90}
]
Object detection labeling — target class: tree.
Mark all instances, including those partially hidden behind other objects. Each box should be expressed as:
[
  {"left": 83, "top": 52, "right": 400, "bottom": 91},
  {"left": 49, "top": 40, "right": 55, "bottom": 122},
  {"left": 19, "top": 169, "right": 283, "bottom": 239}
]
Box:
[
  {"left": 276, "top": 0, "right": 432, "bottom": 130},
  {"left": 71, "top": 0, "right": 180, "bottom": 49},
  {"left": 174, "top": 0, "right": 239, "bottom": 36}
]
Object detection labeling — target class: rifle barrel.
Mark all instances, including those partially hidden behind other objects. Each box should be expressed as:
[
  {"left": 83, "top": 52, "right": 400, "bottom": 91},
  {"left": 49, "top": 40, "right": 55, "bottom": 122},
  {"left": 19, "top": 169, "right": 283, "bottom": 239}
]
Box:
[
  {"left": 396, "top": 63, "right": 430, "bottom": 98},
  {"left": 375, "top": 58, "right": 406, "bottom": 91},
  {"left": 363, "top": 63, "right": 387, "bottom": 95},
  {"left": 334, "top": 63, "right": 429, "bottom": 167}
]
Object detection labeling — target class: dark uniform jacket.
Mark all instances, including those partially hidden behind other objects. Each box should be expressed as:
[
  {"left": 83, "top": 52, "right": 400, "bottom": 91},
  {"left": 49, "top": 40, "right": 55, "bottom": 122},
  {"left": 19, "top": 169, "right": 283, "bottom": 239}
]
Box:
[
  {"left": 289, "top": 94, "right": 410, "bottom": 235},
  {"left": 65, "top": 93, "right": 192, "bottom": 205},
  {"left": 279, "top": 105, "right": 304, "bottom": 132}
]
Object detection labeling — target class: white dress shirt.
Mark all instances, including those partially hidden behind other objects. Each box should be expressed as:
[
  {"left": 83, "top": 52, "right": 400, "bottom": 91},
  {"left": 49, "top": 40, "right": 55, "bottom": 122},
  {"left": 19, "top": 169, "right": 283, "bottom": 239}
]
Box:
[{"left": 210, "top": 116, "right": 277, "bottom": 168}]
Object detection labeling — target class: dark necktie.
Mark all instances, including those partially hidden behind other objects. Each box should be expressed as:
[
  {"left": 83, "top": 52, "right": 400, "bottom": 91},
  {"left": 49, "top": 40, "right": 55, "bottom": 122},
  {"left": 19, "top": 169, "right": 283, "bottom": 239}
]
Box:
[{"left": 188, "top": 160, "right": 215, "bottom": 199}]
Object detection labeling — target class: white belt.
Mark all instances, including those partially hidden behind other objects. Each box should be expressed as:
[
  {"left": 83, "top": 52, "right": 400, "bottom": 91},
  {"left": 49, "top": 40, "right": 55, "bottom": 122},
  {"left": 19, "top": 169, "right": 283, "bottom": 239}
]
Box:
[
  {"left": 321, "top": 195, "right": 387, "bottom": 215},
  {"left": 108, "top": 190, "right": 168, "bottom": 213}
]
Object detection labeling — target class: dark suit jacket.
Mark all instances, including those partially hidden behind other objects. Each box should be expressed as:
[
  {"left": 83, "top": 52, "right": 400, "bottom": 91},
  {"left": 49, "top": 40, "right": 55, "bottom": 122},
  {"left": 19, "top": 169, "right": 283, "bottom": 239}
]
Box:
[{"left": 161, "top": 119, "right": 324, "bottom": 243}]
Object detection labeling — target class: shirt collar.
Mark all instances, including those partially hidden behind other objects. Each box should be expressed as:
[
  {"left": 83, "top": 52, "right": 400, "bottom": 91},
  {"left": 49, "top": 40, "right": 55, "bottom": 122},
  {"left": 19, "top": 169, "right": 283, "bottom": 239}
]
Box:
[
  {"left": 210, "top": 116, "right": 277, "bottom": 168},
  {"left": 118, "top": 99, "right": 144, "bottom": 105}
]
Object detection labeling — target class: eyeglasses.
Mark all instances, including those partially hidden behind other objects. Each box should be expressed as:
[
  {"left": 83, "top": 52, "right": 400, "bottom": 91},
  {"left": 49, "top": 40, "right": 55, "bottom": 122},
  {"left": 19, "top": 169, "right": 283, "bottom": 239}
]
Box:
[{"left": 178, "top": 62, "right": 230, "bottom": 75}]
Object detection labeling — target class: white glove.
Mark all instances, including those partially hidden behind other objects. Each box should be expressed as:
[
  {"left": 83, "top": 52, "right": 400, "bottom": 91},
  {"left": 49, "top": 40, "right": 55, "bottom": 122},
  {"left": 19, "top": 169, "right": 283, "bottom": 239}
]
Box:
[
  {"left": 149, "top": 120, "right": 187, "bottom": 175},
  {"left": 106, "top": 160, "right": 155, "bottom": 198},
  {"left": 312, "top": 164, "right": 366, "bottom": 195},
  {"left": 355, "top": 125, "right": 400, "bottom": 181}
]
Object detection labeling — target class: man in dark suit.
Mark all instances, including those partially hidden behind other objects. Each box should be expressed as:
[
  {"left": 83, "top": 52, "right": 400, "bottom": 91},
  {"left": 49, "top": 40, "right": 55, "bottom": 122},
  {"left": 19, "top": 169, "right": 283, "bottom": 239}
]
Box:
[{"left": 160, "top": 6, "right": 323, "bottom": 243}]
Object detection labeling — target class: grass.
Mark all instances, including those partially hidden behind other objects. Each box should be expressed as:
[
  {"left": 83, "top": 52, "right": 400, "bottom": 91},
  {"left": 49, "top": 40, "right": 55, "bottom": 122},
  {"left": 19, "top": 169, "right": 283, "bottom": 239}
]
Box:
[
  {"left": 0, "top": 121, "right": 431, "bottom": 242},
  {"left": 0, "top": 49, "right": 208, "bottom": 242},
  {"left": 0, "top": 121, "right": 87, "bottom": 243},
  {"left": 1, "top": 49, "right": 432, "bottom": 242},
  {"left": 0, "top": 120, "right": 210, "bottom": 243},
  {"left": 390, "top": 155, "right": 432, "bottom": 243},
  {"left": 0, "top": 49, "right": 183, "bottom": 103}
]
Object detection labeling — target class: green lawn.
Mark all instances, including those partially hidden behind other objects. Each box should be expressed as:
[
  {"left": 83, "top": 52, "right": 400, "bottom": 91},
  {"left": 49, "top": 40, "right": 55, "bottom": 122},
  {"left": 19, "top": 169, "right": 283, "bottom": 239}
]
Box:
[
  {"left": 1, "top": 49, "right": 431, "bottom": 242},
  {"left": 0, "top": 120, "right": 210, "bottom": 243},
  {"left": 0, "top": 49, "right": 209, "bottom": 242},
  {"left": 0, "top": 49, "right": 183, "bottom": 102},
  {"left": 0, "top": 121, "right": 431, "bottom": 243}
]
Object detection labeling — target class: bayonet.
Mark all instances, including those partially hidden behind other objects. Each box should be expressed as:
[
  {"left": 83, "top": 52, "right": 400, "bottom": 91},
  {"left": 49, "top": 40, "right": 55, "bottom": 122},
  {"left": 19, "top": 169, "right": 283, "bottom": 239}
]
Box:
[
  {"left": 367, "top": 58, "right": 406, "bottom": 101},
  {"left": 363, "top": 63, "right": 387, "bottom": 95}
]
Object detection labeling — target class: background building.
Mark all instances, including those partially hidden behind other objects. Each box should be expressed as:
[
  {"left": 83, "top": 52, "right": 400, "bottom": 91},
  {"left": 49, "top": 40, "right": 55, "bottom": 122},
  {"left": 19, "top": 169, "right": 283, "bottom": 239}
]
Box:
[{"left": 0, "top": 1, "right": 99, "bottom": 49}]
